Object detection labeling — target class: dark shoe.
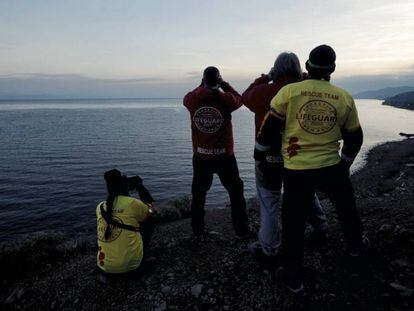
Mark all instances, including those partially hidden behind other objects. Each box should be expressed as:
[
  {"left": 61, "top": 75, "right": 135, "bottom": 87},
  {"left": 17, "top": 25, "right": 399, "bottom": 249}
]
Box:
[
  {"left": 348, "top": 235, "right": 370, "bottom": 257},
  {"left": 193, "top": 226, "right": 207, "bottom": 238},
  {"left": 248, "top": 241, "right": 264, "bottom": 257},
  {"left": 193, "top": 228, "right": 219, "bottom": 240},
  {"left": 276, "top": 266, "right": 304, "bottom": 295},
  {"left": 98, "top": 272, "right": 109, "bottom": 284},
  {"left": 310, "top": 229, "right": 328, "bottom": 248},
  {"left": 234, "top": 223, "right": 254, "bottom": 240},
  {"left": 235, "top": 229, "right": 254, "bottom": 241},
  {"left": 248, "top": 241, "right": 280, "bottom": 266},
  {"left": 139, "top": 257, "right": 156, "bottom": 273}
]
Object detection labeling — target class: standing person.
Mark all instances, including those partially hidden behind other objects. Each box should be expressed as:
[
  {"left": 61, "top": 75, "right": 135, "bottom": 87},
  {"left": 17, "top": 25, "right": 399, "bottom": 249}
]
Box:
[
  {"left": 184, "top": 66, "right": 249, "bottom": 238},
  {"left": 256, "top": 45, "right": 368, "bottom": 293},
  {"left": 242, "top": 52, "right": 327, "bottom": 259},
  {"left": 97, "top": 169, "right": 157, "bottom": 275}
]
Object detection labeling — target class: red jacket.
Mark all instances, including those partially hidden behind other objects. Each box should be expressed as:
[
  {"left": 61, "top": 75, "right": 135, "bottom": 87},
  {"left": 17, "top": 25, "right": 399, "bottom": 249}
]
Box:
[
  {"left": 184, "top": 83, "right": 242, "bottom": 159},
  {"left": 242, "top": 74, "right": 300, "bottom": 137}
]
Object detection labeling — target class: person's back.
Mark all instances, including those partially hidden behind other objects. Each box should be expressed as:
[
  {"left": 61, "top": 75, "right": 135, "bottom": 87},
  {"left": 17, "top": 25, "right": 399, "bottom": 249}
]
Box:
[
  {"left": 96, "top": 169, "right": 156, "bottom": 275},
  {"left": 272, "top": 79, "right": 359, "bottom": 169},
  {"left": 183, "top": 66, "right": 249, "bottom": 238},
  {"left": 184, "top": 70, "right": 242, "bottom": 158},
  {"left": 256, "top": 45, "right": 367, "bottom": 294},
  {"left": 243, "top": 53, "right": 327, "bottom": 260},
  {"left": 242, "top": 74, "right": 299, "bottom": 137},
  {"left": 97, "top": 195, "right": 148, "bottom": 273}
]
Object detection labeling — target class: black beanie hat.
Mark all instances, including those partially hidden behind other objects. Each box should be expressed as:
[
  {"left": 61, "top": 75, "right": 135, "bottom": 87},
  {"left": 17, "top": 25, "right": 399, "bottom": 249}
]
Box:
[
  {"left": 203, "top": 66, "right": 221, "bottom": 87},
  {"left": 306, "top": 45, "right": 336, "bottom": 75}
]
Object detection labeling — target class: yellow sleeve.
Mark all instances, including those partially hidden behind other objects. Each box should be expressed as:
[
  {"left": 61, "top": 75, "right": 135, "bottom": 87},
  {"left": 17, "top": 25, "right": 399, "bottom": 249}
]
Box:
[
  {"left": 270, "top": 85, "right": 289, "bottom": 120},
  {"left": 343, "top": 98, "right": 360, "bottom": 132},
  {"left": 131, "top": 199, "right": 149, "bottom": 222}
]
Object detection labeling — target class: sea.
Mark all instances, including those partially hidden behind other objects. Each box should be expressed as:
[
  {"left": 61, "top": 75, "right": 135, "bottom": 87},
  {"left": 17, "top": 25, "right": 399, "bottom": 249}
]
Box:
[{"left": 0, "top": 99, "right": 413, "bottom": 243}]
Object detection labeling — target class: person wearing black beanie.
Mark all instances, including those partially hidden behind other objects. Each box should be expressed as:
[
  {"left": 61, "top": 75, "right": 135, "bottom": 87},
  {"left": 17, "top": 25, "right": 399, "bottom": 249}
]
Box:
[
  {"left": 305, "top": 44, "right": 336, "bottom": 80},
  {"left": 255, "top": 44, "right": 369, "bottom": 293}
]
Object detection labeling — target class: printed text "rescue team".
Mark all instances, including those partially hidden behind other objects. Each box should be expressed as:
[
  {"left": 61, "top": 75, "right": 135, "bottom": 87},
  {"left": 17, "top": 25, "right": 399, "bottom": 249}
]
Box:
[{"left": 301, "top": 91, "right": 339, "bottom": 100}]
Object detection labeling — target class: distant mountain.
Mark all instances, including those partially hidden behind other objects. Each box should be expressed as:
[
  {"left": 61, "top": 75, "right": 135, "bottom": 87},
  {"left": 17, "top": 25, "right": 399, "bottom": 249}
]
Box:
[
  {"left": 353, "top": 86, "right": 414, "bottom": 99},
  {"left": 383, "top": 91, "right": 414, "bottom": 111}
]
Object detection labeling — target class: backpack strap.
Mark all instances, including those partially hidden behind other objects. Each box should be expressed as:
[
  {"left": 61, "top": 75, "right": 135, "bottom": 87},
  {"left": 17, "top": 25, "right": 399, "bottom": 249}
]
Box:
[{"left": 99, "top": 203, "right": 140, "bottom": 233}]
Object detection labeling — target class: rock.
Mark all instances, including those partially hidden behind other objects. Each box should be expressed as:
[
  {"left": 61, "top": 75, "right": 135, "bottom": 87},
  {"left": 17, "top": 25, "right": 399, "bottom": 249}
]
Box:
[
  {"left": 223, "top": 305, "right": 230, "bottom": 311},
  {"left": 161, "top": 285, "right": 171, "bottom": 295},
  {"left": 154, "top": 301, "right": 167, "bottom": 311},
  {"left": 4, "top": 287, "right": 25, "bottom": 305},
  {"left": 377, "top": 180, "right": 394, "bottom": 194},
  {"left": 379, "top": 224, "right": 394, "bottom": 233},
  {"left": 207, "top": 288, "right": 214, "bottom": 295},
  {"left": 392, "top": 259, "right": 410, "bottom": 268},
  {"left": 389, "top": 283, "right": 413, "bottom": 297},
  {"left": 380, "top": 293, "right": 391, "bottom": 303},
  {"left": 191, "top": 284, "right": 203, "bottom": 298}
]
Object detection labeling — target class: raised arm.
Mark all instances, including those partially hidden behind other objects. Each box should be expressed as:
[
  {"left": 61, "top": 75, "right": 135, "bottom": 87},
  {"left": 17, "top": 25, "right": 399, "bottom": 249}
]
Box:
[
  {"left": 219, "top": 81, "right": 243, "bottom": 112},
  {"left": 241, "top": 75, "right": 271, "bottom": 112},
  {"left": 183, "top": 90, "right": 194, "bottom": 110}
]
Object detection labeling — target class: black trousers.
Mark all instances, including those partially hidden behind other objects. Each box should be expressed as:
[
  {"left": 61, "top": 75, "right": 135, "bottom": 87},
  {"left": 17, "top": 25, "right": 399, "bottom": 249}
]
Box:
[
  {"left": 191, "top": 154, "right": 249, "bottom": 236},
  {"left": 282, "top": 163, "right": 364, "bottom": 270}
]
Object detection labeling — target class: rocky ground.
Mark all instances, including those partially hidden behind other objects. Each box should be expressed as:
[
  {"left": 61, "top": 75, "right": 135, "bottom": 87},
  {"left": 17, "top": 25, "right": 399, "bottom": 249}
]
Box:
[{"left": 1, "top": 139, "right": 413, "bottom": 311}]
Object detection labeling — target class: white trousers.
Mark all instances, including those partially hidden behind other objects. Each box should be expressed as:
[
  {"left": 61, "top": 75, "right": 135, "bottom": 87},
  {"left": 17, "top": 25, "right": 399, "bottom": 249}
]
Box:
[{"left": 255, "top": 161, "right": 327, "bottom": 256}]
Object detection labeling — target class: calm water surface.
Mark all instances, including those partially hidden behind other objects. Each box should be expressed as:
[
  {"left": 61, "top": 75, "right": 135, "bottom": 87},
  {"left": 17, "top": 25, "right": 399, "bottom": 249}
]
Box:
[{"left": 0, "top": 99, "right": 413, "bottom": 242}]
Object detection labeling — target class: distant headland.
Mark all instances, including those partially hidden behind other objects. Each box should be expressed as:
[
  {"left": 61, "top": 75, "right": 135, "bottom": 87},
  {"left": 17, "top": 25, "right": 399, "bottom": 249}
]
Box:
[
  {"left": 382, "top": 91, "right": 414, "bottom": 111},
  {"left": 353, "top": 86, "right": 414, "bottom": 100},
  {"left": 353, "top": 86, "right": 414, "bottom": 111}
]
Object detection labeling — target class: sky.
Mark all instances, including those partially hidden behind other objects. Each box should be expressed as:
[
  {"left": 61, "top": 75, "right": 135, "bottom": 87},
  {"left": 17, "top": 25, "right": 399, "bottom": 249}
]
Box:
[{"left": 0, "top": 0, "right": 413, "bottom": 99}]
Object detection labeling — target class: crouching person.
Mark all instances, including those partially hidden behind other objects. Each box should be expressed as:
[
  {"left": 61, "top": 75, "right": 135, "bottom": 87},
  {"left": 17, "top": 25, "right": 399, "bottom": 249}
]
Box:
[{"left": 97, "top": 169, "right": 157, "bottom": 277}]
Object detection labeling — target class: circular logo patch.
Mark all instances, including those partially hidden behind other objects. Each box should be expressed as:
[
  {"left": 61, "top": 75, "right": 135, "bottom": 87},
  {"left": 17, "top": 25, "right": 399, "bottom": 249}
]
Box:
[
  {"left": 296, "top": 100, "right": 337, "bottom": 134},
  {"left": 193, "top": 106, "right": 224, "bottom": 134},
  {"left": 97, "top": 216, "right": 123, "bottom": 242}
]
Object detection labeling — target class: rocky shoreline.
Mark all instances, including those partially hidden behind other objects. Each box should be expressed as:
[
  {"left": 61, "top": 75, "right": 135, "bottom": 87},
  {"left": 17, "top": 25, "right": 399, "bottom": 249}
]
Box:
[
  {"left": 382, "top": 91, "right": 414, "bottom": 111},
  {"left": 1, "top": 139, "right": 414, "bottom": 310}
]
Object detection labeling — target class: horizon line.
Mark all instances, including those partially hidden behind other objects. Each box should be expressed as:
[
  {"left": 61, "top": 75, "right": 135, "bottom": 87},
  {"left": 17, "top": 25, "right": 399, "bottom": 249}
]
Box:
[{"left": 0, "top": 97, "right": 183, "bottom": 102}]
